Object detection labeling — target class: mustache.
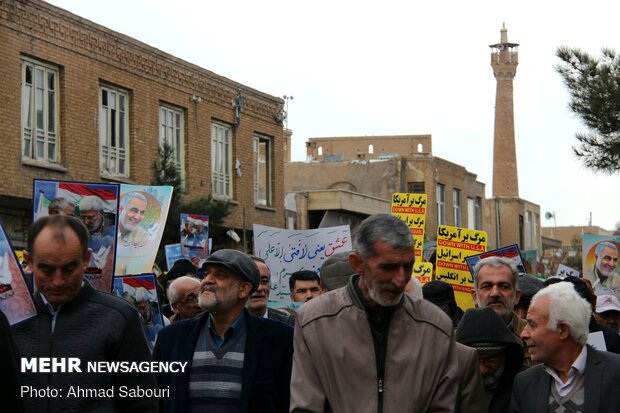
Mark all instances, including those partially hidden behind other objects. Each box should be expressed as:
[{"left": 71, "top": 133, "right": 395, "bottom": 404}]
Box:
[{"left": 201, "top": 285, "right": 217, "bottom": 294}]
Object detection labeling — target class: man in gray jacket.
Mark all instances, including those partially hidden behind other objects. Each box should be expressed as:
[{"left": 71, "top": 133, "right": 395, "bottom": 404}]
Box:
[{"left": 290, "top": 214, "right": 458, "bottom": 412}]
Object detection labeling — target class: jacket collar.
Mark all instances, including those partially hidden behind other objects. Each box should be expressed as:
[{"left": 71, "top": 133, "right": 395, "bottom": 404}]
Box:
[{"left": 346, "top": 274, "right": 405, "bottom": 311}]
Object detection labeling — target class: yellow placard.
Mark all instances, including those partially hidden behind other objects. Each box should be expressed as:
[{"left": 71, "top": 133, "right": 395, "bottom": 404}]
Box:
[
  {"left": 391, "top": 193, "right": 427, "bottom": 262},
  {"left": 412, "top": 262, "right": 433, "bottom": 285},
  {"left": 436, "top": 225, "right": 488, "bottom": 310}
]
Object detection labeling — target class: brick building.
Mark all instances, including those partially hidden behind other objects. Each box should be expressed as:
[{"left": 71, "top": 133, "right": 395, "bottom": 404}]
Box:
[
  {"left": 0, "top": 0, "right": 286, "bottom": 249},
  {"left": 286, "top": 134, "right": 487, "bottom": 244}
]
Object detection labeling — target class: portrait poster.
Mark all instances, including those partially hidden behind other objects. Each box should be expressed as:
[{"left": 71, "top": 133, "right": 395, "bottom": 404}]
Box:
[
  {"left": 180, "top": 213, "right": 209, "bottom": 258},
  {"left": 391, "top": 192, "right": 427, "bottom": 262},
  {"left": 33, "top": 179, "right": 120, "bottom": 292},
  {"left": 114, "top": 184, "right": 173, "bottom": 276},
  {"left": 164, "top": 243, "right": 183, "bottom": 271},
  {"left": 0, "top": 219, "right": 36, "bottom": 325},
  {"left": 582, "top": 234, "right": 620, "bottom": 298},
  {"left": 113, "top": 274, "right": 164, "bottom": 351},
  {"left": 436, "top": 225, "right": 488, "bottom": 310},
  {"left": 253, "top": 224, "right": 351, "bottom": 302},
  {"left": 464, "top": 244, "right": 526, "bottom": 276}
]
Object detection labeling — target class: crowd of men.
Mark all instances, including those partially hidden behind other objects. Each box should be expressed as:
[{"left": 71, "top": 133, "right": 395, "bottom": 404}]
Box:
[{"left": 2, "top": 213, "right": 620, "bottom": 412}]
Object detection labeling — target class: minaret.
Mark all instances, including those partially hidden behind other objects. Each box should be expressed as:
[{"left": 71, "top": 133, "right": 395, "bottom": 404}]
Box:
[{"left": 490, "top": 24, "right": 519, "bottom": 197}]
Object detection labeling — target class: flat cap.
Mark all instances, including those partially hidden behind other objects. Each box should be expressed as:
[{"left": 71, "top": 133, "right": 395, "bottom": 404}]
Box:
[
  {"left": 204, "top": 249, "right": 260, "bottom": 293},
  {"left": 422, "top": 280, "right": 456, "bottom": 309},
  {"left": 320, "top": 251, "right": 354, "bottom": 291}
]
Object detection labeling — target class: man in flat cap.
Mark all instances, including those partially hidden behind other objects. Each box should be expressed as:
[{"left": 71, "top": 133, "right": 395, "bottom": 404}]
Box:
[{"left": 153, "top": 249, "right": 294, "bottom": 413}]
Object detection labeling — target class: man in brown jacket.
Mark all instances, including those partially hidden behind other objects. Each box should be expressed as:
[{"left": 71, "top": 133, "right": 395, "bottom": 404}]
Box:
[{"left": 290, "top": 214, "right": 458, "bottom": 412}]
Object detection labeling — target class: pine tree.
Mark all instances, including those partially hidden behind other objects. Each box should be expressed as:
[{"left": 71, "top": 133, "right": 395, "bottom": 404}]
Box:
[{"left": 556, "top": 46, "right": 620, "bottom": 172}]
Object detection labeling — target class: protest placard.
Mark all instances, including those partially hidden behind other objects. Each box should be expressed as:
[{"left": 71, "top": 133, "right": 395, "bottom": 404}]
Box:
[
  {"left": 253, "top": 224, "right": 351, "bottom": 302},
  {"left": 436, "top": 225, "right": 488, "bottom": 310},
  {"left": 115, "top": 184, "right": 173, "bottom": 276},
  {"left": 33, "top": 179, "right": 119, "bottom": 292},
  {"left": 391, "top": 192, "right": 426, "bottom": 261},
  {"left": 113, "top": 273, "right": 164, "bottom": 351},
  {"left": 582, "top": 234, "right": 620, "bottom": 298},
  {"left": 556, "top": 263, "right": 580, "bottom": 279},
  {"left": 180, "top": 213, "right": 209, "bottom": 258},
  {"left": 0, "top": 219, "right": 36, "bottom": 325}
]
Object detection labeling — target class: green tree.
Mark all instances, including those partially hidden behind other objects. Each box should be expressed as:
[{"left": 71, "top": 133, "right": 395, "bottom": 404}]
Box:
[
  {"left": 152, "top": 143, "right": 230, "bottom": 269},
  {"left": 556, "top": 47, "right": 620, "bottom": 172}
]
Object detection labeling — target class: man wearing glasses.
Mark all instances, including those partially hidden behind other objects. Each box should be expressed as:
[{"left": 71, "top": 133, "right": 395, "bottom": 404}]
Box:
[{"left": 166, "top": 275, "right": 202, "bottom": 323}]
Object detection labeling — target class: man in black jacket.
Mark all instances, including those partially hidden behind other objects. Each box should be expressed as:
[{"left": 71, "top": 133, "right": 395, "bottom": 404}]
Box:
[
  {"left": 457, "top": 307, "right": 524, "bottom": 413},
  {"left": 11, "top": 215, "right": 157, "bottom": 412}
]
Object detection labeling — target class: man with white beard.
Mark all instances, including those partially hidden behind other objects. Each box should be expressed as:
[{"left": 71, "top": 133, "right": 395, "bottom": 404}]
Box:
[
  {"left": 291, "top": 214, "right": 458, "bottom": 412},
  {"left": 153, "top": 249, "right": 293, "bottom": 413}
]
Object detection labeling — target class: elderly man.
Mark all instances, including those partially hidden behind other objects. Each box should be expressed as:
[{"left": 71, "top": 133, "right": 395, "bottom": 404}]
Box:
[
  {"left": 472, "top": 256, "right": 530, "bottom": 365},
  {"left": 457, "top": 307, "right": 524, "bottom": 413},
  {"left": 78, "top": 195, "right": 115, "bottom": 269},
  {"left": 246, "top": 256, "right": 295, "bottom": 326},
  {"left": 11, "top": 215, "right": 157, "bottom": 412},
  {"left": 167, "top": 275, "right": 202, "bottom": 323},
  {"left": 591, "top": 241, "right": 619, "bottom": 295},
  {"left": 511, "top": 282, "right": 620, "bottom": 412},
  {"left": 289, "top": 270, "right": 322, "bottom": 302},
  {"left": 291, "top": 214, "right": 458, "bottom": 412},
  {"left": 118, "top": 191, "right": 148, "bottom": 248},
  {"left": 48, "top": 197, "right": 75, "bottom": 216},
  {"left": 153, "top": 249, "right": 293, "bottom": 412}
]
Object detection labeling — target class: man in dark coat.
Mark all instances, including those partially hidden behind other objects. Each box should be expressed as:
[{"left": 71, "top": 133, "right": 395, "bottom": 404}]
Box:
[
  {"left": 153, "top": 249, "right": 293, "bottom": 412},
  {"left": 457, "top": 307, "right": 524, "bottom": 413}
]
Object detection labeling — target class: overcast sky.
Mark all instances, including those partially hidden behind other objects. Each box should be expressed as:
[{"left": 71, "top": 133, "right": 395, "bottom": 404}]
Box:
[{"left": 47, "top": 0, "right": 620, "bottom": 231}]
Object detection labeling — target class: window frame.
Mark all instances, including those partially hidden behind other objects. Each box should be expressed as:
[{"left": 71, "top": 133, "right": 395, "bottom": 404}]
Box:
[
  {"left": 159, "top": 104, "right": 185, "bottom": 185},
  {"left": 436, "top": 183, "right": 446, "bottom": 226},
  {"left": 253, "top": 134, "right": 272, "bottom": 206},
  {"left": 211, "top": 121, "right": 233, "bottom": 199},
  {"left": 99, "top": 85, "right": 129, "bottom": 178},
  {"left": 453, "top": 188, "right": 461, "bottom": 227},
  {"left": 21, "top": 57, "right": 60, "bottom": 164}
]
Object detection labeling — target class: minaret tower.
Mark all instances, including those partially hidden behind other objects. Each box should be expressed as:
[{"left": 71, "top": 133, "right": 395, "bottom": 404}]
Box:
[{"left": 490, "top": 24, "right": 519, "bottom": 197}]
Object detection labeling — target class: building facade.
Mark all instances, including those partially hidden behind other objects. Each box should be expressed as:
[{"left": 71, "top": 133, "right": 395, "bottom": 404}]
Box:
[
  {"left": 286, "top": 135, "right": 486, "bottom": 243},
  {"left": 0, "top": 0, "right": 286, "bottom": 248}
]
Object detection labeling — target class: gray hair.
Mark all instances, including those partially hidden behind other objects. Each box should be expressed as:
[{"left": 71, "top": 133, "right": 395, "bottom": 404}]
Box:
[
  {"left": 167, "top": 275, "right": 200, "bottom": 304},
  {"left": 595, "top": 241, "right": 618, "bottom": 256},
  {"left": 48, "top": 197, "right": 72, "bottom": 214},
  {"left": 78, "top": 195, "right": 103, "bottom": 212},
  {"left": 353, "top": 214, "right": 413, "bottom": 259},
  {"left": 472, "top": 256, "right": 519, "bottom": 289},
  {"left": 120, "top": 192, "right": 147, "bottom": 209},
  {"left": 532, "top": 282, "right": 591, "bottom": 346}
]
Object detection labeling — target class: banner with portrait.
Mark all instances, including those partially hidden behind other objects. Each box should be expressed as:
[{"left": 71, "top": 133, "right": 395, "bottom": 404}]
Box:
[
  {"left": 180, "top": 213, "right": 209, "bottom": 259},
  {"left": 113, "top": 274, "right": 164, "bottom": 351},
  {"left": 0, "top": 219, "right": 36, "bottom": 325},
  {"left": 114, "top": 184, "right": 173, "bottom": 276},
  {"left": 33, "top": 179, "right": 120, "bottom": 292},
  {"left": 582, "top": 234, "right": 620, "bottom": 298}
]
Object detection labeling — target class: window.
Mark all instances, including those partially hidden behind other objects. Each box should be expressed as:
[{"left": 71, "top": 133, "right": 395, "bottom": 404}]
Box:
[
  {"left": 368, "top": 144, "right": 374, "bottom": 154},
  {"left": 21, "top": 58, "right": 59, "bottom": 163},
  {"left": 211, "top": 122, "right": 232, "bottom": 198},
  {"left": 436, "top": 184, "right": 445, "bottom": 226},
  {"left": 525, "top": 211, "right": 532, "bottom": 249},
  {"left": 99, "top": 85, "right": 129, "bottom": 176},
  {"left": 254, "top": 135, "right": 272, "bottom": 206},
  {"left": 533, "top": 213, "right": 540, "bottom": 249},
  {"left": 159, "top": 105, "right": 185, "bottom": 182},
  {"left": 453, "top": 188, "right": 461, "bottom": 227},
  {"left": 468, "top": 197, "right": 482, "bottom": 229},
  {"left": 407, "top": 181, "right": 425, "bottom": 194}
]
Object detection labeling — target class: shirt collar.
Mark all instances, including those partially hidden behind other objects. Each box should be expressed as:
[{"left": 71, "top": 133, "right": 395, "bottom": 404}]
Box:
[
  {"left": 207, "top": 311, "right": 245, "bottom": 341},
  {"left": 543, "top": 345, "right": 587, "bottom": 385}
]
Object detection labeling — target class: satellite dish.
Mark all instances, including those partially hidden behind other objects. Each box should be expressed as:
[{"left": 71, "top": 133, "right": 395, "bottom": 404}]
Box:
[{"left": 544, "top": 212, "right": 554, "bottom": 220}]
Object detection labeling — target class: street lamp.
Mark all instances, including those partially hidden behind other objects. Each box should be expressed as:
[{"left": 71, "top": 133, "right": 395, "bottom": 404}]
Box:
[{"left": 283, "top": 95, "right": 294, "bottom": 129}]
